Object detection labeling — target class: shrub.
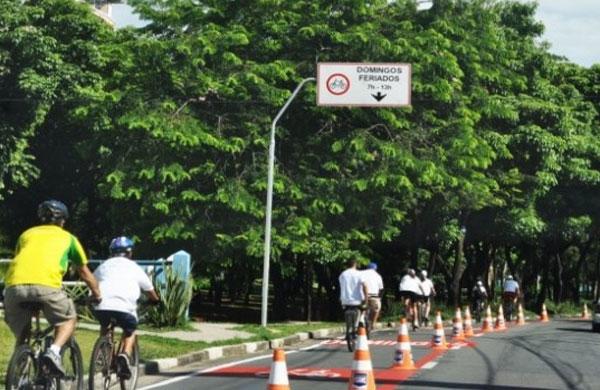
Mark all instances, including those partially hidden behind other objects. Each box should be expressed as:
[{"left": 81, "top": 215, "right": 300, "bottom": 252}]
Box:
[{"left": 144, "top": 266, "right": 193, "bottom": 328}]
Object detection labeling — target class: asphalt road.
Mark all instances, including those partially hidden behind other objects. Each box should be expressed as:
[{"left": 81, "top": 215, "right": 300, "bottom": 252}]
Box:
[{"left": 136, "top": 318, "right": 600, "bottom": 390}]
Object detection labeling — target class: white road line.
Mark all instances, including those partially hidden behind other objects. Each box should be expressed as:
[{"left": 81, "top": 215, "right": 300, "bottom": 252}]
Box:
[
  {"left": 137, "top": 340, "right": 328, "bottom": 390},
  {"left": 421, "top": 361, "right": 438, "bottom": 370}
]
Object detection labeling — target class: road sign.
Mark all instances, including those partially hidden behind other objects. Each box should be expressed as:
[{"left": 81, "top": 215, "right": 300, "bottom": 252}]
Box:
[{"left": 317, "top": 62, "right": 411, "bottom": 107}]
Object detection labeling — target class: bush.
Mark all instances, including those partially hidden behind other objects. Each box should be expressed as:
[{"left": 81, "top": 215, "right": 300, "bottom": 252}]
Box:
[{"left": 144, "top": 266, "right": 193, "bottom": 328}]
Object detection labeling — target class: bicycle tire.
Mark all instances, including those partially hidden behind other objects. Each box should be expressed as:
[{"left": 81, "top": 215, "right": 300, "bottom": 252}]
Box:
[
  {"left": 88, "top": 336, "right": 113, "bottom": 390},
  {"left": 119, "top": 339, "right": 140, "bottom": 390},
  {"left": 5, "top": 344, "right": 39, "bottom": 390},
  {"left": 345, "top": 309, "right": 357, "bottom": 352},
  {"left": 59, "top": 338, "right": 84, "bottom": 390}
]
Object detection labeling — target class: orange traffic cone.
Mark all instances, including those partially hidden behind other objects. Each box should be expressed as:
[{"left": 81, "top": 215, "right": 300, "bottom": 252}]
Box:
[
  {"left": 392, "top": 318, "right": 416, "bottom": 370},
  {"left": 582, "top": 303, "right": 590, "bottom": 320},
  {"left": 431, "top": 311, "right": 448, "bottom": 349},
  {"left": 494, "top": 305, "right": 507, "bottom": 331},
  {"left": 481, "top": 305, "right": 494, "bottom": 332},
  {"left": 540, "top": 303, "right": 549, "bottom": 322},
  {"left": 348, "top": 327, "right": 376, "bottom": 390},
  {"left": 452, "top": 307, "right": 465, "bottom": 341},
  {"left": 267, "top": 349, "right": 290, "bottom": 390},
  {"left": 516, "top": 303, "right": 526, "bottom": 325},
  {"left": 463, "top": 306, "right": 474, "bottom": 337}
]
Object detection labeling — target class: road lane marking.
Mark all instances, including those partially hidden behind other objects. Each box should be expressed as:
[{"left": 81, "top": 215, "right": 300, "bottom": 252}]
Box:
[
  {"left": 137, "top": 341, "right": 328, "bottom": 390},
  {"left": 421, "top": 361, "right": 438, "bottom": 369}
]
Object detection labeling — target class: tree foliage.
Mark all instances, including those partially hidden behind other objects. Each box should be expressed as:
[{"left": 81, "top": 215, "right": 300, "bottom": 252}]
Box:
[{"left": 2, "top": 0, "right": 600, "bottom": 319}]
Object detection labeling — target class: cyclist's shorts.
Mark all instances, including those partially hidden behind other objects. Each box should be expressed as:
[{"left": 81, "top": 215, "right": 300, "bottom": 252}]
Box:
[
  {"left": 367, "top": 297, "right": 381, "bottom": 312},
  {"left": 399, "top": 290, "right": 418, "bottom": 302},
  {"left": 502, "top": 292, "right": 517, "bottom": 301},
  {"left": 94, "top": 310, "right": 138, "bottom": 337},
  {"left": 3, "top": 285, "right": 76, "bottom": 339}
]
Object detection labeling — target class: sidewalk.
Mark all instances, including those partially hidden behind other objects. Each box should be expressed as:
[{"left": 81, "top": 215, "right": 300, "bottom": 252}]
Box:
[{"left": 77, "top": 321, "right": 255, "bottom": 342}]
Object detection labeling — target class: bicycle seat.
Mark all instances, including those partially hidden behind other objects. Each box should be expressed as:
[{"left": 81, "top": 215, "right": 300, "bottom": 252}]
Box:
[{"left": 19, "top": 301, "right": 44, "bottom": 311}]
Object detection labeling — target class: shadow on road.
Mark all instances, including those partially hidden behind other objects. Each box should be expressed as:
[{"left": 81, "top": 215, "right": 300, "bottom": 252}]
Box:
[
  {"left": 401, "top": 379, "right": 549, "bottom": 389},
  {"left": 555, "top": 327, "right": 593, "bottom": 333}
]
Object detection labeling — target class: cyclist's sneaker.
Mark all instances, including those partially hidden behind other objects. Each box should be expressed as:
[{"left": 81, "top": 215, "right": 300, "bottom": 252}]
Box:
[
  {"left": 117, "top": 353, "right": 132, "bottom": 379},
  {"left": 42, "top": 350, "right": 65, "bottom": 377}
]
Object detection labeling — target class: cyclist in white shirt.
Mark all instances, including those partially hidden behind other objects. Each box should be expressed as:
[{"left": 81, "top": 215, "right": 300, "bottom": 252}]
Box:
[
  {"left": 502, "top": 275, "right": 520, "bottom": 320},
  {"left": 398, "top": 268, "right": 424, "bottom": 330},
  {"left": 339, "top": 259, "right": 368, "bottom": 308},
  {"left": 419, "top": 270, "right": 436, "bottom": 327},
  {"left": 93, "top": 237, "right": 160, "bottom": 378},
  {"left": 361, "top": 262, "right": 384, "bottom": 332}
]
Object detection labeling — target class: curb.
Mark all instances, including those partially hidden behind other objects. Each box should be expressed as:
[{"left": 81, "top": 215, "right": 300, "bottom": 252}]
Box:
[{"left": 144, "top": 322, "right": 396, "bottom": 374}]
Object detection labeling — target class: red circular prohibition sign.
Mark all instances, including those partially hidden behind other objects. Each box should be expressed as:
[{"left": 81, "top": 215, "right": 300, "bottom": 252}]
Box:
[{"left": 326, "top": 73, "right": 351, "bottom": 95}]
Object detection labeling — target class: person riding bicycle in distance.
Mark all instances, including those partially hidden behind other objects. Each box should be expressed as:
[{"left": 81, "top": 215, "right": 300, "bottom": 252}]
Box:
[
  {"left": 471, "top": 277, "right": 488, "bottom": 321},
  {"left": 339, "top": 259, "right": 368, "bottom": 322},
  {"left": 361, "top": 262, "right": 384, "bottom": 331},
  {"left": 399, "top": 268, "right": 424, "bottom": 330},
  {"left": 502, "top": 275, "right": 520, "bottom": 317},
  {"left": 93, "top": 236, "right": 159, "bottom": 378},
  {"left": 3, "top": 200, "right": 102, "bottom": 376}
]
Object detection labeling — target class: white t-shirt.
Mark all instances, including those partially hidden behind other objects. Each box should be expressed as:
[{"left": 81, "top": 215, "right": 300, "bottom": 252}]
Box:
[
  {"left": 339, "top": 268, "right": 365, "bottom": 306},
  {"left": 399, "top": 275, "right": 423, "bottom": 295},
  {"left": 94, "top": 256, "right": 154, "bottom": 318},
  {"left": 420, "top": 278, "right": 435, "bottom": 297},
  {"left": 361, "top": 269, "right": 384, "bottom": 296},
  {"left": 503, "top": 279, "right": 519, "bottom": 293}
]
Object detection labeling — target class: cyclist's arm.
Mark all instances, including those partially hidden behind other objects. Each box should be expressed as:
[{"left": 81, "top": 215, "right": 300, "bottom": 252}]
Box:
[
  {"left": 361, "top": 282, "right": 368, "bottom": 305},
  {"left": 145, "top": 289, "right": 160, "bottom": 303},
  {"left": 77, "top": 265, "right": 102, "bottom": 300}
]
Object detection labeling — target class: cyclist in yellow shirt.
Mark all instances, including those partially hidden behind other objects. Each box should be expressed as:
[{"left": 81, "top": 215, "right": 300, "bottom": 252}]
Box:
[{"left": 3, "top": 200, "right": 102, "bottom": 376}]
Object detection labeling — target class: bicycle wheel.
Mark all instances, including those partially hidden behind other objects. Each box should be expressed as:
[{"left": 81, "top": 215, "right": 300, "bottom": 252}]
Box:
[
  {"left": 58, "top": 338, "right": 83, "bottom": 390},
  {"left": 5, "top": 344, "right": 38, "bottom": 390},
  {"left": 344, "top": 309, "right": 357, "bottom": 352},
  {"left": 119, "top": 339, "right": 140, "bottom": 390},
  {"left": 88, "top": 336, "right": 113, "bottom": 390}
]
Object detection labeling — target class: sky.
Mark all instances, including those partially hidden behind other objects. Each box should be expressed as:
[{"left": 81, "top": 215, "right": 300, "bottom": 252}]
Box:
[
  {"left": 109, "top": 0, "right": 600, "bottom": 68},
  {"left": 531, "top": 0, "right": 600, "bottom": 67}
]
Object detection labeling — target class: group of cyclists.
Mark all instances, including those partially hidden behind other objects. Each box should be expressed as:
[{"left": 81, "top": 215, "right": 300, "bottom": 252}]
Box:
[
  {"left": 2, "top": 199, "right": 159, "bottom": 380},
  {"left": 339, "top": 259, "right": 523, "bottom": 336}
]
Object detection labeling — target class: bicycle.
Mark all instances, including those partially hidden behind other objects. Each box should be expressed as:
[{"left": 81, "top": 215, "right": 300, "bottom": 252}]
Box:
[
  {"left": 88, "top": 316, "right": 140, "bottom": 390},
  {"left": 5, "top": 302, "right": 83, "bottom": 390},
  {"left": 344, "top": 305, "right": 367, "bottom": 352},
  {"left": 472, "top": 298, "right": 485, "bottom": 323},
  {"left": 502, "top": 293, "right": 517, "bottom": 322}
]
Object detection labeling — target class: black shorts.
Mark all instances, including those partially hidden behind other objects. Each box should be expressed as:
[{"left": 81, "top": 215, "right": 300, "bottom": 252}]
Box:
[
  {"left": 399, "top": 291, "right": 418, "bottom": 302},
  {"left": 94, "top": 310, "right": 138, "bottom": 337}
]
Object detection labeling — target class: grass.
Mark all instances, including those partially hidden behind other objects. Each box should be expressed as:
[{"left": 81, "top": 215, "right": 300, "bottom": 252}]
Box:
[{"left": 232, "top": 321, "right": 340, "bottom": 340}]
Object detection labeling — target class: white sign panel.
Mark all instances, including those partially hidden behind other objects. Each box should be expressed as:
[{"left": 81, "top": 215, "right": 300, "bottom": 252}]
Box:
[{"left": 317, "top": 62, "right": 411, "bottom": 107}]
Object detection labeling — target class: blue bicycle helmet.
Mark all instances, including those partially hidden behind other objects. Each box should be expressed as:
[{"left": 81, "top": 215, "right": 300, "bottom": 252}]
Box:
[
  {"left": 38, "top": 200, "right": 69, "bottom": 223},
  {"left": 109, "top": 236, "right": 134, "bottom": 256},
  {"left": 367, "top": 262, "right": 378, "bottom": 270}
]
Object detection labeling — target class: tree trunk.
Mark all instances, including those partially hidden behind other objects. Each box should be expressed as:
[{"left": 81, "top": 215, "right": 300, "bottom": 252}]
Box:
[
  {"left": 553, "top": 252, "right": 563, "bottom": 303},
  {"left": 536, "top": 250, "right": 551, "bottom": 308},
  {"left": 451, "top": 232, "right": 466, "bottom": 307},
  {"left": 305, "top": 258, "right": 313, "bottom": 324}
]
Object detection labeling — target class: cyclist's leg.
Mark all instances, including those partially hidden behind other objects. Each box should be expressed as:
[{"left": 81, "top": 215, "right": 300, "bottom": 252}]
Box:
[
  {"left": 116, "top": 312, "right": 138, "bottom": 356},
  {"left": 39, "top": 286, "right": 77, "bottom": 348},
  {"left": 2, "top": 286, "right": 34, "bottom": 345},
  {"left": 412, "top": 295, "right": 420, "bottom": 328}
]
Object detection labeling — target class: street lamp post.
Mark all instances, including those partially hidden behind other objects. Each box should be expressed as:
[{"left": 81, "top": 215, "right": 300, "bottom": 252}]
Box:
[{"left": 261, "top": 77, "right": 316, "bottom": 327}]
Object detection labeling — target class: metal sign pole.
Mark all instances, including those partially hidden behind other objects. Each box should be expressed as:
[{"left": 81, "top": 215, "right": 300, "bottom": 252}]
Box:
[{"left": 261, "top": 77, "right": 315, "bottom": 327}]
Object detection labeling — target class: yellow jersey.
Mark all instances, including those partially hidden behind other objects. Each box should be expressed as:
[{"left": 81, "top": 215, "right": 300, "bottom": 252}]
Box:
[{"left": 5, "top": 225, "right": 88, "bottom": 288}]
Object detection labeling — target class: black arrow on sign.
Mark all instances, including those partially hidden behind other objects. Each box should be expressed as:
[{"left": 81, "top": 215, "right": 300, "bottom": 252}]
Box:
[{"left": 371, "top": 92, "right": 387, "bottom": 102}]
